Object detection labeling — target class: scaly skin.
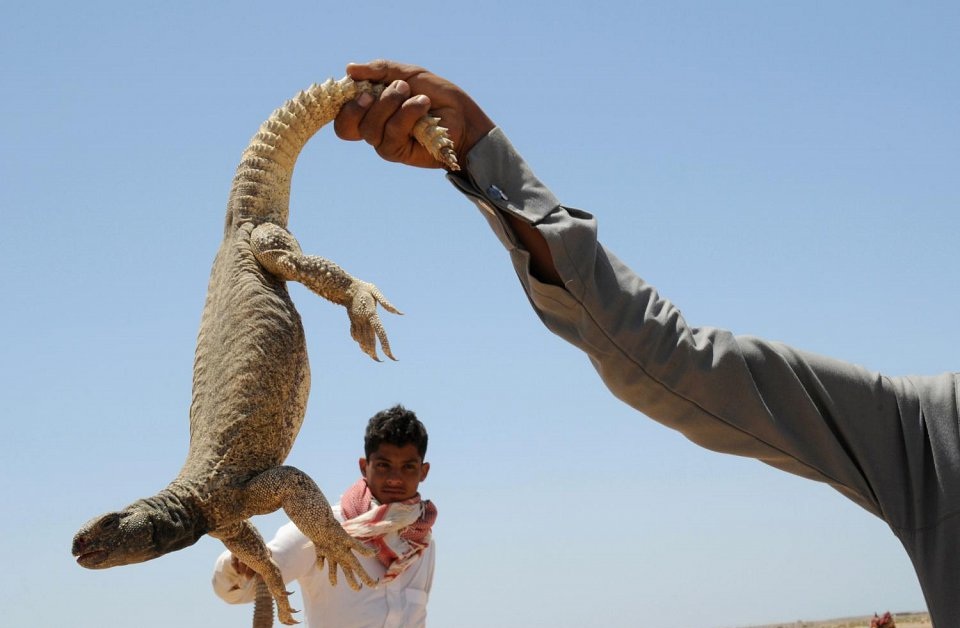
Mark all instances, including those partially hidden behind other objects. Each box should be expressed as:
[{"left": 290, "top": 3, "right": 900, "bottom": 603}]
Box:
[
  {"left": 253, "top": 578, "right": 275, "bottom": 628},
  {"left": 71, "top": 76, "right": 457, "bottom": 626}
]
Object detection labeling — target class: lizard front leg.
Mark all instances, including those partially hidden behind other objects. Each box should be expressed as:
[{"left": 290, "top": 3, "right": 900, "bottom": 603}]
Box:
[
  {"left": 210, "top": 520, "right": 299, "bottom": 625},
  {"left": 250, "top": 222, "right": 401, "bottom": 361},
  {"left": 244, "top": 465, "right": 378, "bottom": 590}
]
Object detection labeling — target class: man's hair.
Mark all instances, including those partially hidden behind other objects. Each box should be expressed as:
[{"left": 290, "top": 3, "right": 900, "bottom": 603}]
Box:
[{"left": 364, "top": 405, "right": 429, "bottom": 459}]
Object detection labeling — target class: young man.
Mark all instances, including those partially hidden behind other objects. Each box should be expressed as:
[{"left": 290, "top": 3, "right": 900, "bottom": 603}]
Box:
[
  {"left": 212, "top": 405, "right": 436, "bottom": 628},
  {"left": 332, "top": 60, "right": 960, "bottom": 626}
]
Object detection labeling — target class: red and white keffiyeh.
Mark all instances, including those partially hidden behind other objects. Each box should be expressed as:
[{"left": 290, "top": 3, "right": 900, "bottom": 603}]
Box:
[{"left": 339, "top": 478, "right": 437, "bottom": 583}]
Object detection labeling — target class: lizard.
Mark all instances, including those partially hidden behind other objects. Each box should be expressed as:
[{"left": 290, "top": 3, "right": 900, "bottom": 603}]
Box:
[{"left": 71, "top": 75, "right": 458, "bottom": 626}]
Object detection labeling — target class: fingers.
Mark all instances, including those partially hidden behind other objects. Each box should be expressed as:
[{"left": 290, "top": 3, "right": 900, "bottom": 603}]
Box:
[
  {"left": 334, "top": 91, "right": 374, "bottom": 141},
  {"left": 356, "top": 80, "right": 433, "bottom": 165},
  {"left": 337, "top": 59, "right": 420, "bottom": 143},
  {"left": 378, "top": 93, "right": 433, "bottom": 165},
  {"left": 337, "top": 58, "right": 427, "bottom": 143},
  {"left": 336, "top": 61, "right": 450, "bottom": 169},
  {"left": 335, "top": 79, "right": 433, "bottom": 167},
  {"left": 338, "top": 59, "right": 495, "bottom": 168},
  {"left": 231, "top": 555, "right": 255, "bottom": 578},
  {"left": 346, "top": 59, "right": 425, "bottom": 84},
  {"left": 355, "top": 79, "right": 409, "bottom": 152}
]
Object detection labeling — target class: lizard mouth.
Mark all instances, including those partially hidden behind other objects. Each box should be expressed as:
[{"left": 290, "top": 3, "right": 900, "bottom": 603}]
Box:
[{"left": 75, "top": 549, "right": 109, "bottom": 568}]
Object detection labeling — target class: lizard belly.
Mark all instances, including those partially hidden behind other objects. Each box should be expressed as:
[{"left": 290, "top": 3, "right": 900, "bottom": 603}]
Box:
[{"left": 179, "top": 226, "right": 310, "bottom": 489}]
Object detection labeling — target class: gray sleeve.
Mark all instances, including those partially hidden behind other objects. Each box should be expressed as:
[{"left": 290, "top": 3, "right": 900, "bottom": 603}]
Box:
[{"left": 447, "top": 128, "right": 960, "bottom": 534}]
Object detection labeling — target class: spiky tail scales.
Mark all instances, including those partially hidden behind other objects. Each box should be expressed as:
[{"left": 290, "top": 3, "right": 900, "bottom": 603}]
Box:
[
  {"left": 252, "top": 577, "right": 274, "bottom": 628},
  {"left": 228, "top": 76, "right": 458, "bottom": 229}
]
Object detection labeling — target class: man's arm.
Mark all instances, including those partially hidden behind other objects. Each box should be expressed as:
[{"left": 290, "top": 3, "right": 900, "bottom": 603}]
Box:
[
  {"left": 335, "top": 60, "right": 960, "bottom": 626},
  {"left": 333, "top": 58, "right": 957, "bottom": 529}
]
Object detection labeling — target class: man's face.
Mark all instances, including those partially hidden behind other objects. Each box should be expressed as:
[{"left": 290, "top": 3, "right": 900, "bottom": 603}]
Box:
[{"left": 359, "top": 442, "right": 430, "bottom": 504}]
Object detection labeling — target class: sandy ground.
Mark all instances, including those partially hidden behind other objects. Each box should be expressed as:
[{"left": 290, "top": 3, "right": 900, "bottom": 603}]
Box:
[{"left": 740, "top": 611, "right": 931, "bottom": 628}]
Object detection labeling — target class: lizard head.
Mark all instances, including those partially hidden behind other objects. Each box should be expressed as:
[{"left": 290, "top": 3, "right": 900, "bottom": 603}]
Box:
[
  {"left": 71, "top": 506, "right": 159, "bottom": 568},
  {"left": 72, "top": 495, "right": 207, "bottom": 569}
]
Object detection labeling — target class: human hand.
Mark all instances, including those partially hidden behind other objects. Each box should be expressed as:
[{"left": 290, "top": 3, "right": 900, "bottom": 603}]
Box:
[
  {"left": 230, "top": 553, "right": 257, "bottom": 580},
  {"left": 335, "top": 60, "right": 495, "bottom": 170}
]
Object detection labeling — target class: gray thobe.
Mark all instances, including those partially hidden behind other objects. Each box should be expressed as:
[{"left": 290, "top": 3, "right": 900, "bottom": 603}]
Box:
[{"left": 449, "top": 127, "right": 960, "bottom": 626}]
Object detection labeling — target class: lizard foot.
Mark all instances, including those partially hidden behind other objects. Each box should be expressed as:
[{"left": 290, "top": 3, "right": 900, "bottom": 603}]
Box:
[
  {"left": 271, "top": 585, "right": 300, "bottom": 626},
  {"left": 250, "top": 222, "right": 402, "bottom": 361},
  {"left": 346, "top": 280, "right": 401, "bottom": 361},
  {"left": 314, "top": 527, "right": 379, "bottom": 590}
]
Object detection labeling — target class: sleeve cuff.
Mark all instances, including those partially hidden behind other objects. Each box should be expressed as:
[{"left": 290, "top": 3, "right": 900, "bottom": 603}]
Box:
[
  {"left": 446, "top": 126, "right": 599, "bottom": 305},
  {"left": 447, "top": 127, "right": 562, "bottom": 225}
]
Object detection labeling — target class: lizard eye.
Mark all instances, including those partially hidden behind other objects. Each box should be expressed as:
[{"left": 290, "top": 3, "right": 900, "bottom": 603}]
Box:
[{"left": 99, "top": 513, "right": 121, "bottom": 531}]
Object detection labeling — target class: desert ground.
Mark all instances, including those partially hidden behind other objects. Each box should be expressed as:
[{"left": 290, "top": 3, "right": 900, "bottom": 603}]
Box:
[{"left": 740, "top": 611, "right": 931, "bottom": 628}]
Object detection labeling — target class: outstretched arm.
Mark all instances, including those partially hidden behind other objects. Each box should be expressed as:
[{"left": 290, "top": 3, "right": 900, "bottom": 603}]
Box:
[
  {"left": 334, "top": 56, "right": 959, "bottom": 536},
  {"left": 337, "top": 59, "right": 960, "bottom": 626}
]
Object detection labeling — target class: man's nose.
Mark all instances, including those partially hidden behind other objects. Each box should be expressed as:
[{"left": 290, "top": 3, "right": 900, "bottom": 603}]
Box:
[{"left": 385, "top": 470, "right": 403, "bottom": 484}]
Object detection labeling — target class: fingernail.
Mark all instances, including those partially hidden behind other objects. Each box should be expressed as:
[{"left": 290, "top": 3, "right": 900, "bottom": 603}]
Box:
[{"left": 357, "top": 92, "right": 373, "bottom": 108}]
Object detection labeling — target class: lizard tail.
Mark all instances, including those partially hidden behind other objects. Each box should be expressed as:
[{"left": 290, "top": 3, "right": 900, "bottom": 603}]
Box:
[
  {"left": 226, "top": 76, "right": 458, "bottom": 232},
  {"left": 252, "top": 576, "right": 274, "bottom": 628}
]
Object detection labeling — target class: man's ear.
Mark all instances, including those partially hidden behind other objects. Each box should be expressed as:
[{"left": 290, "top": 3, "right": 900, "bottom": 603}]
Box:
[
  {"left": 358, "top": 457, "right": 368, "bottom": 476},
  {"left": 419, "top": 461, "right": 430, "bottom": 482}
]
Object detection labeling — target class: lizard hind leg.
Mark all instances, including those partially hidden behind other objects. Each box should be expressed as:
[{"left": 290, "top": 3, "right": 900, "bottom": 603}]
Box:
[
  {"left": 210, "top": 521, "right": 300, "bottom": 625},
  {"left": 250, "top": 222, "right": 401, "bottom": 361},
  {"left": 244, "top": 465, "right": 378, "bottom": 590}
]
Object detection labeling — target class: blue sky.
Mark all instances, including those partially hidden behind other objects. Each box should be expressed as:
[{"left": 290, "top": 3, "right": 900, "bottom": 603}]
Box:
[{"left": 2, "top": 2, "right": 957, "bottom": 627}]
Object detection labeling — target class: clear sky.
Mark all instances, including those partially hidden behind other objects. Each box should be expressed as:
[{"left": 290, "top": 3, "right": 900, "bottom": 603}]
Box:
[{"left": 2, "top": 2, "right": 957, "bottom": 627}]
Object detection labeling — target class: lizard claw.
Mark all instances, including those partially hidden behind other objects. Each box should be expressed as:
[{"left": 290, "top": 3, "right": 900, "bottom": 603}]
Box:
[
  {"left": 347, "top": 281, "right": 401, "bottom": 361},
  {"left": 315, "top": 532, "right": 379, "bottom": 590}
]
